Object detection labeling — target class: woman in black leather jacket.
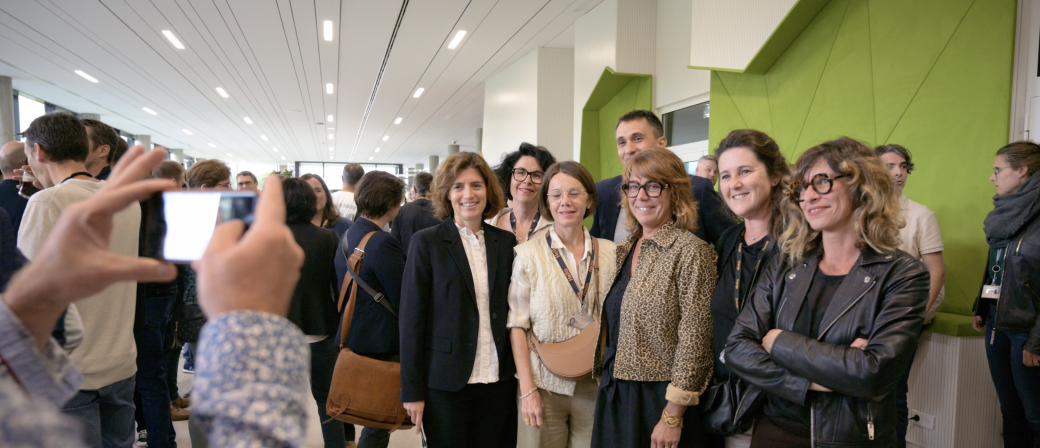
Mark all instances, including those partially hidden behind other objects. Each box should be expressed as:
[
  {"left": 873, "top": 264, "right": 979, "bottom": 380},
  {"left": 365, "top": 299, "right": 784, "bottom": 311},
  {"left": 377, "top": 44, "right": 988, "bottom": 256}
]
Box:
[
  {"left": 972, "top": 141, "right": 1040, "bottom": 447},
  {"left": 725, "top": 138, "right": 930, "bottom": 447}
]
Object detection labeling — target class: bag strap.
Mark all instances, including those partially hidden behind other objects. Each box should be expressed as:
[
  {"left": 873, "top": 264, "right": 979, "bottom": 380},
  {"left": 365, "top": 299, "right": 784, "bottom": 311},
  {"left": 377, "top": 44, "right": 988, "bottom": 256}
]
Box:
[
  {"left": 342, "top": 232, "right": 398, "bottom": 318},
  {"left": 337, "top": 231, "right": 380, "bottom": 348}
]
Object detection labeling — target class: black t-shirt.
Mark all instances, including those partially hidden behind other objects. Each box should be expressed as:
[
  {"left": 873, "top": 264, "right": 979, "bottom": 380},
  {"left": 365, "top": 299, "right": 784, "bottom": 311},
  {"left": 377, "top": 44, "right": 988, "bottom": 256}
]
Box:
[
  {"left": 763, "top": 269, "right": 847, "bottom": 436},
  {"left": 710, "top": 234, "right": 771, "bottom": 378}
]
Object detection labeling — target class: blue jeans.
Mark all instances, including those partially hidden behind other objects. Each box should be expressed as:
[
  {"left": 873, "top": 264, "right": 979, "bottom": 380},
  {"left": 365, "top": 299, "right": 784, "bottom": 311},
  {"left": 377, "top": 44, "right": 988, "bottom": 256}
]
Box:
[
  {"left": 986, "top": 306, "right": 1040, "bottom": 447},
  {"left": 182, "top": 342, "right": 195, "bottom": 371},
  {"left": 134, "top": 292, "right": 177, "bottom": 447},
  {"left": 62, "top": 375, "right": 137, "bottom": 448},
  {"left": 310, "top": 337, "right": 355, "bottom": 447}
]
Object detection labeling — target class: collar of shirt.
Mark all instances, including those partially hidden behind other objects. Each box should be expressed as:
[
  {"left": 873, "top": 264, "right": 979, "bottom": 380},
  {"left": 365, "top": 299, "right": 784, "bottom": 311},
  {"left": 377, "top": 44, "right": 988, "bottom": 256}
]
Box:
[
  {"left": 547, "top": 225, "right": 593, "bottom": 264},
  {"left": 455, "top": 221, "right": 484, "bottom": 240}
]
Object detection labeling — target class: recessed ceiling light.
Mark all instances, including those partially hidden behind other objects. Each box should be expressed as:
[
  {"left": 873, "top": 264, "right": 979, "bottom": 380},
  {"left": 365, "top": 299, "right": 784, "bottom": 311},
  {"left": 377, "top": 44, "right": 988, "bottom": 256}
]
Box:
[
  {"left": 243, "top": 117, "right": 253, "bottom": 124},
  {"left": 331, "top": 156, "right": 335, "bottom": 160},
  {"left": 394, "top": 117, "right": 402, "bottom": 125},
  {"left": 281, "top": 156, "right": 286, "bottom": 160},
  {"left": 142, "top": 107, "right": 158, "bottom": 115},
  {"left": 369, "top": 156, "right": 374, "bottom": 160},
  {"left": 326, "top": 83, "right": 334, "bottom": 94},
  {"left": 413, "top": 87, "right": 424, "bottom": 98},
  {"left": 327, "top": 115, "right": 334, "bottom": 122},
  {"left": 208, "top": 143, "right": 216, "bottom": 148},
  {"left": 375, "top": 148, "right": 381, "bottom": 152},
  {"left": 327, "top": 127, "right": 335, "bottom": 130},
  {"left": 448, "top": 30, "right": 467, "bottom": 49},
  {"left": 329, "top": 146, "right": 334, "bottom": 151},
  {"left": 182, "top": 129, "right": 193, "bottom": 135},
  {"left": 382, "top": 135, "right": 389, "bottom": 141},
  {"left": 272, "top": 147, "right": 278, "bottom": 152},
  {"left": 328, "top": 134, "right": 334, "bottom": 140},
  {"left": 260, "top": 135, "right": 268, "bottom": 141},
  {"left": 226, "top": 153, "right": 233, "bottom": 157},
  {"left": 215, "top": 87, "right": 229, "bottom": 98},
  {"left": 162, "top": 30, "right": 185, "bottom": 49},
  {"left": 74, "top": 70, "right": 99, "bottom": 83},
  {"left": 323, "top": 21, "right": 333, "bottom": 41}
]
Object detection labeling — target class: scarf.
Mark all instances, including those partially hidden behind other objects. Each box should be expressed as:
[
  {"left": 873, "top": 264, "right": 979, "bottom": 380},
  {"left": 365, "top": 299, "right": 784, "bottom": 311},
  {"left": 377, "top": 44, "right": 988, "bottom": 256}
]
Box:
[{"left": 984, "top": 171, "right": 1040, "bottom": 247}]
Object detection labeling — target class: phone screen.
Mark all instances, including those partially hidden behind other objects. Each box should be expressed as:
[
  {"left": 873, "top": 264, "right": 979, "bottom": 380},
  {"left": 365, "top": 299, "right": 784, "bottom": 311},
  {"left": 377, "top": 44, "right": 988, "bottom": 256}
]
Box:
[{"left": 141, "top": 190, "right": 257, "bottom": 262}]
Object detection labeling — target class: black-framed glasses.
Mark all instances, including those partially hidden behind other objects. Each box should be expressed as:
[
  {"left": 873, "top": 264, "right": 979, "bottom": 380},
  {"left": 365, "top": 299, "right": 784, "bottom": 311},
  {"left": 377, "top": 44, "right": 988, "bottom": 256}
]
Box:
[
  {"left": 512, "top": 168, "right": 544, "bottom": 184},
  {"left": 622, "top": 181, "right": 670, "bottom": 198},
  {"left": 791, "top": 174, "right": 848, "bottom": 202}
]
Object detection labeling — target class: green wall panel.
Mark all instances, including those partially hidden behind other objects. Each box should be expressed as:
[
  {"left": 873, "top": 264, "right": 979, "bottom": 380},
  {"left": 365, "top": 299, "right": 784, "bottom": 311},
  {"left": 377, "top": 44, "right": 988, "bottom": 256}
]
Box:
[
  {"left": 708, "top": 0, "right": 1016, "bottom": 333},
  {"left": 578, "top": 68, "right": 653, "bottom": 182}
]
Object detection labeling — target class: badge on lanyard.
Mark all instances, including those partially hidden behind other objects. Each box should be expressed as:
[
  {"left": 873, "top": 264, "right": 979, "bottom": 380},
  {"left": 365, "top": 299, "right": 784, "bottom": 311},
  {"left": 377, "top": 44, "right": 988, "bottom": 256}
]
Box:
[
  {"left": 547, "top": 232, "right": 597, "bottom": 330},
  {"left": 982, "top": 247, "right": 1005, "bottom": 300}
]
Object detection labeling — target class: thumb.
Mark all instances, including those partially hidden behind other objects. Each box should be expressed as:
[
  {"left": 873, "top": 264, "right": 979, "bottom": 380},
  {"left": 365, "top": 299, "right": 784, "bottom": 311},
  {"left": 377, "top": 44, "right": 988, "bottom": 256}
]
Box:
[
  {"left": 204, "top": 220, "right": 247, "bottom": 257},
  {"left": 98, "top": 253, "right": 177, "bottom": 284}
]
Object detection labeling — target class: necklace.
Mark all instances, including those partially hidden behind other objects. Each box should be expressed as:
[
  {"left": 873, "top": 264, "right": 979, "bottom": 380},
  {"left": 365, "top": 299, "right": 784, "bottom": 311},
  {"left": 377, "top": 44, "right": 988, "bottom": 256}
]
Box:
[{"left": 735, "top": 230, "right": 771, "bottom": 311}]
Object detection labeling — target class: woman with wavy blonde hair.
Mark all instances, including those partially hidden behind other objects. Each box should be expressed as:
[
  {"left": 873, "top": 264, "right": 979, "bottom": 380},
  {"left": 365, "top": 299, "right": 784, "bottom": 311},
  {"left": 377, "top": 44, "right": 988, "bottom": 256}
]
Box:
[
  {"left": 591, "top": 148, "right": 717, "bottom": 448},
  {"left": 725, "top": 138, "right": 930, "bottom": 447}
]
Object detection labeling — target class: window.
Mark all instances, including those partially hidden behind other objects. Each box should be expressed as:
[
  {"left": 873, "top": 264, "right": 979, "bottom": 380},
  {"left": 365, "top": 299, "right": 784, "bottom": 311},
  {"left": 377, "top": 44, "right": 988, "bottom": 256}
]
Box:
[
  {"left": 17, "top": 94, "right": 45, "bottom": 138},
  {"left": 295, "top": 162, "right": 403, "bottom": 190},
  {"left": 663, "top": 102, "right": 709, "bottom": 147}
]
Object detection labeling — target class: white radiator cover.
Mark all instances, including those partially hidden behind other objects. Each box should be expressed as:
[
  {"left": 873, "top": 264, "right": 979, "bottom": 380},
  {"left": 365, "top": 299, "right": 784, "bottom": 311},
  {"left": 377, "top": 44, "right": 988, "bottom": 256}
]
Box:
[{"left": 905, "top": 332, "right": 1003, "bottom": 447}]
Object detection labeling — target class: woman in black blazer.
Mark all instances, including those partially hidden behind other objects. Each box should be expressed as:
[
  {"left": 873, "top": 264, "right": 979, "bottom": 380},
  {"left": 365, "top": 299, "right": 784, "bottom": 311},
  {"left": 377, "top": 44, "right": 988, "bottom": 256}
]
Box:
[
  {"left": 281, "top": 177, "right": 352, "bottom": 448},
  {"left": 335, "top": 171, "right": 407, "bottom": 448},
  {"left": 400, "top": 152, "right": 518, "bottom": 448}
]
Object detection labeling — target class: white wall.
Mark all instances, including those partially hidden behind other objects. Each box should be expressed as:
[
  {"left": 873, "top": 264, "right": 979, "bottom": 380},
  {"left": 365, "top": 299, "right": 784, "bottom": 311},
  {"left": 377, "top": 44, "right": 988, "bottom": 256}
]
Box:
[
  {"left": 573, "top": 0, "right": 618, "bottom": 160},
  {"left": 656, "top": 0, "right": 710, "bottom": 112},
  {"left": 537, "top": 48, "right": 576, "bottom": 162},
  {"left": 688, "top": 0, "right": 797, "bottom": 71},
  {"left": 482, "top": 49, "right": 540, "bottom": 167}
]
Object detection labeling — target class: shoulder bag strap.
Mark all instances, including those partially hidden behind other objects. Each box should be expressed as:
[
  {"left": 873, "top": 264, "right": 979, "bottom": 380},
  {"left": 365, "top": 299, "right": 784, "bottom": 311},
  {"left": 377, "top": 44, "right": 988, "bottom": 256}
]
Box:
[
  {"left": 345, "top": 232, "right": 398, "bottom": 317},
  {"left": 336, "top": 231, "right": 385, "bottom": 349}
]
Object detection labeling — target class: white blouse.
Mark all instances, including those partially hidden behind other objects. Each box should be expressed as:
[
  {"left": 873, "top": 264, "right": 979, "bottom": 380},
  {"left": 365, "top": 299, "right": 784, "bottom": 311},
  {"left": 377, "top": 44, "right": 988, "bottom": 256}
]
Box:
[{"left": 456, "top": 223, "right": 500, "bottom": 384}]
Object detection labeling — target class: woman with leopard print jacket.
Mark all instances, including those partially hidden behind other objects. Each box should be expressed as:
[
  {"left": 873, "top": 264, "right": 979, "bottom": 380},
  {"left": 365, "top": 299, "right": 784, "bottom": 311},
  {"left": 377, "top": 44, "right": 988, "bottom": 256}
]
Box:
[{"left": 590, "top": 149, "right": 718, "bottom": 448}]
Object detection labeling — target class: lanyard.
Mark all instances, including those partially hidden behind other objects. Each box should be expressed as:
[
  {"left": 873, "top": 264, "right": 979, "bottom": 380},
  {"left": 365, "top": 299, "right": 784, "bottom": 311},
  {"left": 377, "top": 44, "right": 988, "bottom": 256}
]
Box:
[
  {"left": 510, "top": 211, "right": 540, "bottom": 243},
  {"left": 62, "top": 171, "right": 94, "bottom": 184},
  {"left": 990, "top": 247, "right": 1007, "bottom": 286},
  {"left": 734, "top": 230, "right": 771, "bottom": 312},
  {"left": 546, "top": 231, "right": 596, "bottom": 313}
]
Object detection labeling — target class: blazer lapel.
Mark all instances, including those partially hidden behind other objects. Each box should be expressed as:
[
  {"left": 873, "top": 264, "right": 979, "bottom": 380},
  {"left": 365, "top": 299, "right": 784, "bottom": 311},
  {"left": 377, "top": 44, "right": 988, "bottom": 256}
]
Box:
[
  {"left": 606, "top": 177, "right": 623, "bottom": 236},
  {"left": 483, "top": 223, "right": 499, "bottom": 296},
  {"left": 443, "top": 220, "right": 478, "bottom": 305}
]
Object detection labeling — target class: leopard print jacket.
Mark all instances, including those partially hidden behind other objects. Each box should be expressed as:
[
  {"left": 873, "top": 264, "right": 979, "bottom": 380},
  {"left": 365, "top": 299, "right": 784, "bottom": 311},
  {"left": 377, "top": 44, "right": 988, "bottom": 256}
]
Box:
[{"left": 595, "top": 221, "right": 718, "bottom": 406}]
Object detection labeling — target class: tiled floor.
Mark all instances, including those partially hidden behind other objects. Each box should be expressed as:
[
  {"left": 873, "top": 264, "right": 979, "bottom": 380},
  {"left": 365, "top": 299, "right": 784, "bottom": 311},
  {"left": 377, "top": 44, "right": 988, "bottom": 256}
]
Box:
[{"left": 168, "top": 354, "right": 423, "bottom": 448}]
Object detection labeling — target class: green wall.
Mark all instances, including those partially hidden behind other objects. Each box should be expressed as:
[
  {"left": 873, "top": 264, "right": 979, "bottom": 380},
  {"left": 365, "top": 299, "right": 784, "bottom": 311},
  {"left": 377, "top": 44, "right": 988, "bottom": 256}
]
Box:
[
  {"left": 708, "top": 0, "right": 1016, "bottom": 333},
  {"left": 579, "top": 68, "right": 653, "bottom": 182}
]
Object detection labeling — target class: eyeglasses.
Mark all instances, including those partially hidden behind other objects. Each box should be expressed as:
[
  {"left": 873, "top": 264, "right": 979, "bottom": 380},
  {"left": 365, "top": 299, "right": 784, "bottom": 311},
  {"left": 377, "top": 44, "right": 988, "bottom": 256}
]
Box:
[
  {"left": 622, "top": 181, "right": 670, "bottom": 198},
  {"left": 512, "top": 168, "right": 544, "bottom": 184},
  {"left": 547, "top": 189, "right": 588, "bottom": 202},
  {"left": 791, "top": 174, "right": 847, "bottom": 202}
]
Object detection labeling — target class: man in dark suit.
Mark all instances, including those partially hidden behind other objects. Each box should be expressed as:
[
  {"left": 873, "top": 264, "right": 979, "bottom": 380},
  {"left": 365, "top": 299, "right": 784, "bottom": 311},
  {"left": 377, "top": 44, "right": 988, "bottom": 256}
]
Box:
[
  {"left": 589, "top": 110, "right": 736, "bottom": 245},
  {"left": 0, "top": 141, "right": 28, "bottom": 232},
  {"left": 391, "top": 172, "right": 441, "bottom": 251}
]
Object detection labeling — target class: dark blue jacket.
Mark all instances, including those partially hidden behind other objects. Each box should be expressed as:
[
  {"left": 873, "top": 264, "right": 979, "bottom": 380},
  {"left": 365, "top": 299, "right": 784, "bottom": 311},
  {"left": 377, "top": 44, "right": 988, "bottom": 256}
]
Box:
[
  {"left": 0, "top": 208, "right": 26, "bottom": 293},
  {"left": 399, "top": 219, "right": 517, "bottom": 402},
  {"left": 390, "top": 198, "right": 441, "bottom": 253},
  {"left": 589, "top": 174, "right": 735, "bottom": 246},
  {"left": 0, "top": 180, "right": 27, "bottom": 233},
  {"left": 335, "top": 218, "right": 406, "bottom": 356}
]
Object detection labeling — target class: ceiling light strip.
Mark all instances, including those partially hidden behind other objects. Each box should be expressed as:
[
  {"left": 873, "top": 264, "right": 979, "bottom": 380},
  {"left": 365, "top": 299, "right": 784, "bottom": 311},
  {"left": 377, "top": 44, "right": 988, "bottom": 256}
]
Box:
[{"left": 349, "top": 0, "right": 410, "bottom": 160}]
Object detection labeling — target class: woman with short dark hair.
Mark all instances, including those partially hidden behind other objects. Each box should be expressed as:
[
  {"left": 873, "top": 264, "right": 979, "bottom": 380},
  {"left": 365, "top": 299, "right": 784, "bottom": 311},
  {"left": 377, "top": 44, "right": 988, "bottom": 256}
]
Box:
[
  {"left": 335, "top": 171, "right": 407, "bottom": 448},
  {"left": 302, "top": 173, "right": 352, "bottom": 238},
  {"left": 973, "top": 141, "right": 1040, "bottom": 447},
  {"left": 282, "top": 177, "right": 352, "bottom": 448},
  {"left": 400, "top": 151, "right": 518, "bottom": 447},
  {"left": 488, "top": 143, "right": 557, "bottom": 243},
  {"left": 726, "top": 138, "right": 930, "bottom": 447}
]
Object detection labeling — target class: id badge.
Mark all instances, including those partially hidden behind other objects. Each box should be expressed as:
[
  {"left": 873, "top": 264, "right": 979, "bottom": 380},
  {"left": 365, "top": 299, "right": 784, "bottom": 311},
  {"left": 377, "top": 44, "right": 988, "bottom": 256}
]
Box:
[
  {"left": 982, "top": 285, "right": 1001, "bottom": 300},
  {"left": 568, "top": 312, "right": 594, "bottom": 330}
]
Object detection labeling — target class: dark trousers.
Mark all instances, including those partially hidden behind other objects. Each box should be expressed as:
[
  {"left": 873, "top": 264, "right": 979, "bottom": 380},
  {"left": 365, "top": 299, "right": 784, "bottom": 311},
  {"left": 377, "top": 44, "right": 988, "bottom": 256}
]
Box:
[
  {"left": 894, "top": 328, "right": 922, "bottom": 448},
  {"left": 423, "top": 379, "right": 518, "bottom": 448},
  {"left": 134, "top": 293, "right": 177, "bottom": 447},
  {"left": 986, "top": 306, "right": 1040, "bottom": 448},
  {"left": 310, "top": 337, "right": 355, "bottom": 447}
]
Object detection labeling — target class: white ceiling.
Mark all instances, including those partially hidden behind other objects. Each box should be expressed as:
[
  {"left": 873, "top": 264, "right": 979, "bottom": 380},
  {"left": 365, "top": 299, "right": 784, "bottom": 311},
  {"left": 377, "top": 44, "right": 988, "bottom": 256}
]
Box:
[{"left": 0, "top": 0, "right": 591, "bottom": 167}]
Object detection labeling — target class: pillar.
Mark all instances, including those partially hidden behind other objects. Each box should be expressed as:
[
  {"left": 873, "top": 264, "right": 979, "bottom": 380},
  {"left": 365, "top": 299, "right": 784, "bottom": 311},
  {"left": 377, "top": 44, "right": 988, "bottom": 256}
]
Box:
[
  {"left": 134, "top": 135, "right": 152, "bottom": 150},
  {"left": 447, "top": 144, "right": 460, "bottom": 155},
  {"left": 416, "top": 163, "right": 424, "bottom": 172},
  {"left": 429, "top": 155, "right": 440, "bottom": 173},
  {"left": 79, "top": 113, "right": 101, "bottom": 121},
  {"left": 475, "top": 128, "right": 483, "bottom": 155},
  {"left": 0, "top": 77, "right": 14, "bottom": 143},
  {"left": 170, "top": 148, "right": 184, "bottom": 164}
]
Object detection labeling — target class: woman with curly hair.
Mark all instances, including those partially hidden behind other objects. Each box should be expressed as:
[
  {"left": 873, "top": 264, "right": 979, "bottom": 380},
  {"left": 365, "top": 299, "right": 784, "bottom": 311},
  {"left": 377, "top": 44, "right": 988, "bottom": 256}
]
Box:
[
  {"left": 488, "top": 143, "right": 557, "bottom": 243},
  {"left": 725, "top": 138, "right": 930, "bottom": 447}
]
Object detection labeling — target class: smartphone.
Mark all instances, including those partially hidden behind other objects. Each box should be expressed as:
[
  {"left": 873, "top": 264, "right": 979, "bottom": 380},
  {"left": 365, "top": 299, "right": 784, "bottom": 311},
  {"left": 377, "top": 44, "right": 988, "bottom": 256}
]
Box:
[{"left": 140, "top": 190, "right": 258, "bottom": 263}]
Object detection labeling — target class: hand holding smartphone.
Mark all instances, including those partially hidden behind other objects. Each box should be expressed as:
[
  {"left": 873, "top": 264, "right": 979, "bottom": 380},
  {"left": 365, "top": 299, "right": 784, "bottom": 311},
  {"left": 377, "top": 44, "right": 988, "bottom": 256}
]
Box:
[{"left": 140, "top": 190, "right": 259, "bottom": 263}]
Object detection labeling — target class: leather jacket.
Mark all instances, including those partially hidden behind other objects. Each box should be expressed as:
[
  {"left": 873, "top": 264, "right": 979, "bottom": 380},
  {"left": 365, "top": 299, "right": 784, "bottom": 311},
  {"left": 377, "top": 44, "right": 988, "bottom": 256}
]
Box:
[
  {"left": 725, "top": 247, "right": 929, "bottom": 447},
  {"left": 973, "top": 214, "right": 1040, "bottom": 353}
]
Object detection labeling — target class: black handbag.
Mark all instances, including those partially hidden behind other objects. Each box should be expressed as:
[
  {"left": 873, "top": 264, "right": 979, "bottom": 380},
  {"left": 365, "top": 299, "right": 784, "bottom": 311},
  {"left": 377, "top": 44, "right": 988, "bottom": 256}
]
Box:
[{"left": 702, "top": 372, "right": 764, "bottom": 435}]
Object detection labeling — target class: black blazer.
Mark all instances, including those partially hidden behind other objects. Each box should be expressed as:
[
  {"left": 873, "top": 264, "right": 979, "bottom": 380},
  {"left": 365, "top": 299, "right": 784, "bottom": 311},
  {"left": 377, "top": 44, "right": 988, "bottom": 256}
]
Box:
[
  {"left": 399, "top": 219, "right": 517, "bottom": 402},
  {"left": 286, "top": 222, "right": 341, "bottom": 337},
  {"left": 335, "top": 217, "right": 406, "bottom": 356},
  {"left": 589, "top": 174, "right": 735, "bottom": 246},
  {"left": 0, "top": 180, "right": 27, "bottom": 233},
  {"left": 391, "top": 198, "right": 441, "bottom": 252}
]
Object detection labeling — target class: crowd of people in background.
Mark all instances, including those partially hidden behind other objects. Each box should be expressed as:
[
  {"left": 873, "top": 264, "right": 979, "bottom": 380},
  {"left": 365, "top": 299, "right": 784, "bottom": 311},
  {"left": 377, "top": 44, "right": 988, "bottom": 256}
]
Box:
[{"left": 0, "top": 109, "right": 1038, "bottom": 448}]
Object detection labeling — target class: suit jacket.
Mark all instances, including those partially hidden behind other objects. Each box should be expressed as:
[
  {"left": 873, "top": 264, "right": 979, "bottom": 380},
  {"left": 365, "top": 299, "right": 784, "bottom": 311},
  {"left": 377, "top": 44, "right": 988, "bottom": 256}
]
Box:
[
  {"left": 286, "top": 222, "right": 341, "bottom": 337},
  {"left": 399, "top": 219, "right": 517, "bottom": 402},
  {"left": 589, "top": 174, "right": 735, "bottom": 246},
  {"left": 391, "top": 198, "right": 441, "bottom": 252},
  {"left": 335, "top": 217, "right": 406, "bottom": 356},
  {"left": 0, "top": 180, "right": 27, "bottom": 233}
]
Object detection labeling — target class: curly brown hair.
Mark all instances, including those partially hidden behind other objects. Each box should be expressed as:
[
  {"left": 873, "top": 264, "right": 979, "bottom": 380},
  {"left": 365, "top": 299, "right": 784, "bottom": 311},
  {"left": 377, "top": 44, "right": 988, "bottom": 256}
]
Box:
[
  {"left": 715, "top": 129, "right": 796, "bottom": 239},
  {"left": 430, "top": 152, "right": 505, "bottom": 221},
  {"left": 779, "top": 137, "right": 903, "bottom": 262}
]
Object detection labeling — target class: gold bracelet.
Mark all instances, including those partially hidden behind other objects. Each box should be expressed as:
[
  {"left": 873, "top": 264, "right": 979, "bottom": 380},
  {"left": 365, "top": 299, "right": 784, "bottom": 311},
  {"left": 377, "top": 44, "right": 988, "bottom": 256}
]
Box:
[
  {"left": 521, "top": 387, "right": 539, "bottom": 399},
  {"left": 661, "top": 408, "right": 683, "bottom": 428}
]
